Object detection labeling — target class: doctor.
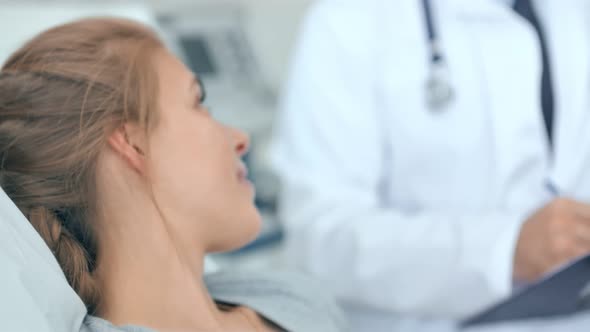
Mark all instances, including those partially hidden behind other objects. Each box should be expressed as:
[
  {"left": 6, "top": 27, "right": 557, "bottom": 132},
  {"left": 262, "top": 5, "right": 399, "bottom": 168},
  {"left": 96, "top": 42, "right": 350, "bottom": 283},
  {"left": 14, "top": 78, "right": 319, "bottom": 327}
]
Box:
[{"left": 272, "top": 0, "right": 590, "bottom": 330}]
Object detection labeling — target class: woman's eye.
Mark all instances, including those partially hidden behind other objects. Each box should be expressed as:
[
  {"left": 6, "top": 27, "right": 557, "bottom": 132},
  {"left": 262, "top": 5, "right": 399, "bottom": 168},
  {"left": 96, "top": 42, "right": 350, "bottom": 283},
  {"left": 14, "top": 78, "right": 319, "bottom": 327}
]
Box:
[
  {"left": 194, "top": 94, "right": 206, "bottom": 109},
  {"left": 193, "top": 77, "right": 208, "bottom": 110}
]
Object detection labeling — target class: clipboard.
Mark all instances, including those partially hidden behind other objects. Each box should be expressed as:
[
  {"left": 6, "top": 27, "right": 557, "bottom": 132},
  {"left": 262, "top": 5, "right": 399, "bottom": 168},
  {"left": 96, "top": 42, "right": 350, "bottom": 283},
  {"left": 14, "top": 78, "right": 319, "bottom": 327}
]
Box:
[{"left": 462, "top": 254, "right": 590, "bottom": 327}]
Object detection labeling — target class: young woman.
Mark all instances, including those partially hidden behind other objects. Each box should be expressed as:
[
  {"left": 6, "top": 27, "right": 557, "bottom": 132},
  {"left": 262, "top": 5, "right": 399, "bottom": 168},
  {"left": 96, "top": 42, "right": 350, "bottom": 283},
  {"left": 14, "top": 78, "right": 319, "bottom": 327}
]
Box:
[{"left": 0, "top": 18, "right": 345, "bottom": 332}]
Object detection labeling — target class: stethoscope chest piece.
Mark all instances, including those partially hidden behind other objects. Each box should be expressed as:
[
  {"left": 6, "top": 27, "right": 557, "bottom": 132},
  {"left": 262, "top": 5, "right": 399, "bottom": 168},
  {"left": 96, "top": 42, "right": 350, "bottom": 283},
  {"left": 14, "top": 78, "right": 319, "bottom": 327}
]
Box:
[
  {"left": 426, "top": 60, "right": 454, "bottom": 111},
  {"left": 422, "top": 0, "right": 454, "bottom": 111}
]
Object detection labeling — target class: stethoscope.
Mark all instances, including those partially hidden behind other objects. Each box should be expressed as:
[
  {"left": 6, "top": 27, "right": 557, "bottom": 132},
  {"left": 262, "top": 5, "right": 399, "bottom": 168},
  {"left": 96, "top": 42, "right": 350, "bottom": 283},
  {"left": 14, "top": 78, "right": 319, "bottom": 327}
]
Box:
[{"left": 421, "top": 0, "right": 455, "bottom": 110}]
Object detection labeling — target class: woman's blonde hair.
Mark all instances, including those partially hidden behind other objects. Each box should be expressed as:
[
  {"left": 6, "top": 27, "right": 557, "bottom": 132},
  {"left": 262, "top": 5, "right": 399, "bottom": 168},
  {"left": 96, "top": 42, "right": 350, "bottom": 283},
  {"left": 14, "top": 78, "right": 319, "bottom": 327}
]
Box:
[{"left": 0, "top": 18, "right": 163, "bottom": 312}]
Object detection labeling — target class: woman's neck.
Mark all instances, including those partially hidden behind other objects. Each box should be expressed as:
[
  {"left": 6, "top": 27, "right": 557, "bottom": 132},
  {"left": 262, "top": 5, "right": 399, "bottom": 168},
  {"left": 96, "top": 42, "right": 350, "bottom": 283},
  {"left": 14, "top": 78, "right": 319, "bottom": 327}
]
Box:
[
  {"left": 91, "top": 163, "right": 267, "bottom": 331},
  {"left": 93, "top": 201, "right": 224, "bottom": 331}
]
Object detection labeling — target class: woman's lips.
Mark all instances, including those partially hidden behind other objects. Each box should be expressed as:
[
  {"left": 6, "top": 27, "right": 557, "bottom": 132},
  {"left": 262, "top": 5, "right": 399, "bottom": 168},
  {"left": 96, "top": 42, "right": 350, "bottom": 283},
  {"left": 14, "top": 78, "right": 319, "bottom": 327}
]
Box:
[
  {"left": 237, "top": 162, "right": 249, "bottom": 182},
  {"left": 237, "top": 162, "right": 255, "bottom": 196}
]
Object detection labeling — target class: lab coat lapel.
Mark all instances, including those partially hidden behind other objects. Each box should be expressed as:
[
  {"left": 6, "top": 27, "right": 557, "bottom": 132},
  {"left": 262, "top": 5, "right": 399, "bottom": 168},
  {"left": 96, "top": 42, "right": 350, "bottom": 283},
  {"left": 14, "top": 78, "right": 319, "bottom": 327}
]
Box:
[
  {"left": 536, "top": 0, "right": 590, "bottom": 198},
  {"left": 458, "top": 0, "right": 549, "bottom": 209}
]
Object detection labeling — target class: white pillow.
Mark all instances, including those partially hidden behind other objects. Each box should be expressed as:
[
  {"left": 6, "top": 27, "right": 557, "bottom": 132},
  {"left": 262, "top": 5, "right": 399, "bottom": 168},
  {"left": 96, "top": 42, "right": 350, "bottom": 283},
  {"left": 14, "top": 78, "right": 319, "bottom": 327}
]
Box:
[{"left": 0, "top": 186, "right": 86, "bottom": 332}]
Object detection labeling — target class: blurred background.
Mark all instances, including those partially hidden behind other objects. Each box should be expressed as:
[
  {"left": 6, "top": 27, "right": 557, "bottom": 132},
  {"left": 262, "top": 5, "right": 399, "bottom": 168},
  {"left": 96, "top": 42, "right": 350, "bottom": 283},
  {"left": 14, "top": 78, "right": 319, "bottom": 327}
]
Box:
[{"left": 0, "top": 0, "right": 311, "bottom": 270}]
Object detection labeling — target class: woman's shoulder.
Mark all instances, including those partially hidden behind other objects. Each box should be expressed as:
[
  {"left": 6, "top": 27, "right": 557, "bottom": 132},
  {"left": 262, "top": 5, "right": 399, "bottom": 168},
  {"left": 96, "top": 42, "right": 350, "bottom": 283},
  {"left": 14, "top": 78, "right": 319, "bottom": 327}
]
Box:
[{"left": 205, "top": 269, "right": 349, "bottom": 332}]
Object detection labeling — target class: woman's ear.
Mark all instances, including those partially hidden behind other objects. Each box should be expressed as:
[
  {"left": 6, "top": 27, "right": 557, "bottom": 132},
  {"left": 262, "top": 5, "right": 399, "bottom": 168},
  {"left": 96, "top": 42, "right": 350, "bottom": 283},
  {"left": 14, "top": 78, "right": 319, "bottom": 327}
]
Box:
[{"left": 107, "top": 124, "right": 147, "bottom": 174}]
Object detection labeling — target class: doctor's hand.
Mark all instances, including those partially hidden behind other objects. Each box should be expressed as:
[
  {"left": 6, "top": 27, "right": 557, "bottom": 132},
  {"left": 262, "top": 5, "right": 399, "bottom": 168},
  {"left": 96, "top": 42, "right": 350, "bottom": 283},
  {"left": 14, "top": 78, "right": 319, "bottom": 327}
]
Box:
[{"left": 513, "top": 198, "right": 590, "bottom": 282}]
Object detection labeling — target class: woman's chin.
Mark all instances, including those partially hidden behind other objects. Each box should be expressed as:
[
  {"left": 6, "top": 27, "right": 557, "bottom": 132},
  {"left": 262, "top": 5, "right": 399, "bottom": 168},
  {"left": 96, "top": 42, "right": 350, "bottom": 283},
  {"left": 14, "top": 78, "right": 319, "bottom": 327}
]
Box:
[
  {"left": 234, "top": 209, "right": 263, "bottom": 249},
  {"left": 211, "top": 209, "right": 262, "bottom": 253}
]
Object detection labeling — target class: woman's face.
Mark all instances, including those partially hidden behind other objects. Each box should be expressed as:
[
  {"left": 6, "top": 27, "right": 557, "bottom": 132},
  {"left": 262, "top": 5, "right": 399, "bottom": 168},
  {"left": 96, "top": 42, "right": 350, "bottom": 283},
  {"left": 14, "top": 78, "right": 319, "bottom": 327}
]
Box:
[{"left": 146, "top": 49, "right": 261, "bottom": 253}]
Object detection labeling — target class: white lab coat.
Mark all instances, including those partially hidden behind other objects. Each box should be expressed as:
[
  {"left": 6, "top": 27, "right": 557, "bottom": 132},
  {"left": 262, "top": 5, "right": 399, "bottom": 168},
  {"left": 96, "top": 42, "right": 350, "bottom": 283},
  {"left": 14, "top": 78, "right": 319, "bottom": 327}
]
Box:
[{"left": 271, "top": 0, "right": 590, "bottom": 330}]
